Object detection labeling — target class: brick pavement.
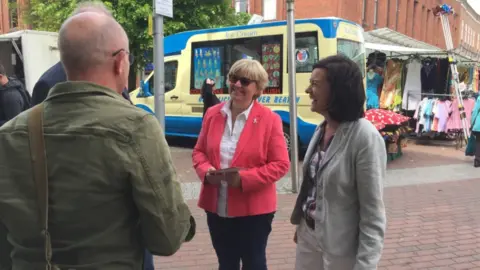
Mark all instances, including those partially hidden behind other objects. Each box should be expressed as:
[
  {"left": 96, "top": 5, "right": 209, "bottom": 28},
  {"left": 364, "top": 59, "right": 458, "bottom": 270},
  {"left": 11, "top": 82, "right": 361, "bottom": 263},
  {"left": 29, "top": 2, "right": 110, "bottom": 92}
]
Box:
[
  {"left": 168, "top": 138, "right": 472, "bottom": 184},
  {"left": 155, "top": 178, "right": 480, "bottom": 270}
]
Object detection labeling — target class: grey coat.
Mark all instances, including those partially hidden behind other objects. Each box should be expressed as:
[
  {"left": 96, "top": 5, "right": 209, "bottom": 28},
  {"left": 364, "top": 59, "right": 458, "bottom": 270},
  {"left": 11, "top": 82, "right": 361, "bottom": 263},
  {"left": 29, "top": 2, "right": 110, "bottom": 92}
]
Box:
[{"left": 291, "top": 118, "right": 387, "bottom": 270}]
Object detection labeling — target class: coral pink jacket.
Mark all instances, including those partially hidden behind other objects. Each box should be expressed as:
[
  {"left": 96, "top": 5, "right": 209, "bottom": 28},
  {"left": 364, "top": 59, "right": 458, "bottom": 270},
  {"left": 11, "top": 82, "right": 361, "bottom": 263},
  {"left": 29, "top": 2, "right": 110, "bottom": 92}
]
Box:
[{"left": 192, "top": 101, "right": 290, "bottom": 217}]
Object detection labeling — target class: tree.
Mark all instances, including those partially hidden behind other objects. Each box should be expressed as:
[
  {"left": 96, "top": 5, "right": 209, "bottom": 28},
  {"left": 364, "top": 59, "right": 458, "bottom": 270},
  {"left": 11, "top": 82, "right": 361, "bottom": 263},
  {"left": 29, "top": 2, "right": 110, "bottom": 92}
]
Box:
[{"left": 26, "top": 0, "right": 251, "bottom": 71}]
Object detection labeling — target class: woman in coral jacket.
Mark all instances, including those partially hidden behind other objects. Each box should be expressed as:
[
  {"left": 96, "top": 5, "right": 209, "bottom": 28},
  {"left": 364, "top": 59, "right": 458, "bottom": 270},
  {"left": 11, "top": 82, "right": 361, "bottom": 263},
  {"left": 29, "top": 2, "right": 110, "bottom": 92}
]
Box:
[{"left": 192, "top": 59, "right": 290, "bottom": 270}]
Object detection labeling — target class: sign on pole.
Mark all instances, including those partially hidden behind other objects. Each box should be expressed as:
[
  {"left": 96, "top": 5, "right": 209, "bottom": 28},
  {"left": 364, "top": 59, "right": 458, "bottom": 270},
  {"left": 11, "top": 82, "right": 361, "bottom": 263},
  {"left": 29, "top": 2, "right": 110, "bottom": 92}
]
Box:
[
  {"left": 155, "top": 0, "right": 173, "bottom": 17},
  {"left": 153, "top": 0, "right": 172, "bottom": 130}
]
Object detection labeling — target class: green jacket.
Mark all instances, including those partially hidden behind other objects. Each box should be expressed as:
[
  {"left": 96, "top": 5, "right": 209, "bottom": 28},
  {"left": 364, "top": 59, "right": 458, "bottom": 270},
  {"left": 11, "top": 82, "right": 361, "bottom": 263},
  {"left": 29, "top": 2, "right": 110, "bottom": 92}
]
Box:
[{"left": 0, "top": 82, "right": 195, "bottom": 270}]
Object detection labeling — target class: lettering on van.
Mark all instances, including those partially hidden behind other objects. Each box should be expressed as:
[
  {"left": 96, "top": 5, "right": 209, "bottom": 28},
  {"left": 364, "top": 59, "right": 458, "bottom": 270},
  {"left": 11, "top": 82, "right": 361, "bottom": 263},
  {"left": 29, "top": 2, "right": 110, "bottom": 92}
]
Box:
[
  {"left": 197, "top": 96, "right": 300, "bottom": 104},
  {"left": 225, "top": 30, "right": 258, "bottom": 39}
]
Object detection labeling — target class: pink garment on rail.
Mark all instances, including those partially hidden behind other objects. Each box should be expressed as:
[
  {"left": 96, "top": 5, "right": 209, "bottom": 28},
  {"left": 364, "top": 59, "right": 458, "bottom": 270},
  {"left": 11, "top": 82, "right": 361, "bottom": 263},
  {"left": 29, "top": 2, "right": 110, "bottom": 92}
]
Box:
[
  {"left": 464, "top": 98, "right": 475, "bottom": 125},
  {"left": 447, "top": 98, "right": 475, "bottom": 131},
  {"left": 434, "top": 100, "right": 452, "bottom": 133}
]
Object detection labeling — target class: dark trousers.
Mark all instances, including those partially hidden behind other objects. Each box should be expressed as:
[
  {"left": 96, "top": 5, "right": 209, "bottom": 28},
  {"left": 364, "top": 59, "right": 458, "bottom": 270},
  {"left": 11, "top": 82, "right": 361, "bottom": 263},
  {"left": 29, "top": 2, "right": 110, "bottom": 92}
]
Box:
[
  {"left": 206, "top": 212, "right": 274, "bottom": 270},
  {"left": 143, "top": 249, "right": 154, "bottom": 270},
  {"left": 475, "top": 132, "right": 480, "bottom": 167}
]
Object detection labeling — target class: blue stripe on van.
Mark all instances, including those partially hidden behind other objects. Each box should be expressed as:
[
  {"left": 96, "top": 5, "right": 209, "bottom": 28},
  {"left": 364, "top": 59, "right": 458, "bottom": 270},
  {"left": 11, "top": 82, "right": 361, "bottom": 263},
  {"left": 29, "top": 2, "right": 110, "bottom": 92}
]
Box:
[
  {"left": 134, "top": 104, "right": 317, "bottom": 148},
  {"left": 165, "top": 17, "right": 359, "bottom": 56},
  {"left": 273, "top": 110, "right": 317, "bottom": 147}
]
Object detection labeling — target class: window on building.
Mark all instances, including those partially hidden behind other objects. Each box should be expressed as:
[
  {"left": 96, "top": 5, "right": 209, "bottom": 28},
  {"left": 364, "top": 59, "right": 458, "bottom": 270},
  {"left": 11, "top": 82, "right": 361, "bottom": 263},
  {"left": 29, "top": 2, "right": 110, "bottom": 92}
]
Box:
[
  {"left": 148, "top": 61, "right": 178, "bottom": 94},
  {"left": 337, "top": 39, "right": 366, "bottom": 78},
  {"left": 263, "top": 0, "right": 276, "bottom": 21},
  {"left": 235, "top": 0, "right": 248, "bottom": 13},
  {"left": 8, "top": 0, "right": 18, "bottom": 29},
  {"left": 287, "top": 32, "right": 319, "bottom": 73},
  {"left": 191, "top": 34, "right": 283, "bottom": 95}
]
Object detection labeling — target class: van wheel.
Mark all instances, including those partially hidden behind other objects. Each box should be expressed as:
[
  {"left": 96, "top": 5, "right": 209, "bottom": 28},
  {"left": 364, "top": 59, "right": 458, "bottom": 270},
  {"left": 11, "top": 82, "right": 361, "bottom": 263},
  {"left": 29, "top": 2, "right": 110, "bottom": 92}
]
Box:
[{"left": 283, "top": 125, "right": 292, "bottom": 156}]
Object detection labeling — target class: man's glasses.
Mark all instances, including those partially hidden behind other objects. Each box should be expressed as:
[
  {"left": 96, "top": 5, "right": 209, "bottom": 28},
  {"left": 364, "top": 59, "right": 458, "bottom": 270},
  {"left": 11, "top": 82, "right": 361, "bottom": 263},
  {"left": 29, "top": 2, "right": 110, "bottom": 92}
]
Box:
[
  {"left": 112, "top": 49, "right": 134, "bottom": 66},
  {"left": 229, "top": 75, "right": 255, "bottom": 87}
]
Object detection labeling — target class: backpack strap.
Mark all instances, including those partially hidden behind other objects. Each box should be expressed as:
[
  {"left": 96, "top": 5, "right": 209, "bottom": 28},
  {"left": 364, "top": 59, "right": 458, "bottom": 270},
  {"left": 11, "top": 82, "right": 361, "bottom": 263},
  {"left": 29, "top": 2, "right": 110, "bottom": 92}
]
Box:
[{"left": 27, "top": 104, "right": 56, "bottom": 270}]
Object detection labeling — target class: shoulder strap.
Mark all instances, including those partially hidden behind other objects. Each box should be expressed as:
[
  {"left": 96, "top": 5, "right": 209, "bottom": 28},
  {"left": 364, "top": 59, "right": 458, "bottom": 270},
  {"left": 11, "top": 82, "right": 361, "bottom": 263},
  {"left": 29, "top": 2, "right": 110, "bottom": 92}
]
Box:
[{"left": 27, "top": 104, "right": 56, "bottom": 270}]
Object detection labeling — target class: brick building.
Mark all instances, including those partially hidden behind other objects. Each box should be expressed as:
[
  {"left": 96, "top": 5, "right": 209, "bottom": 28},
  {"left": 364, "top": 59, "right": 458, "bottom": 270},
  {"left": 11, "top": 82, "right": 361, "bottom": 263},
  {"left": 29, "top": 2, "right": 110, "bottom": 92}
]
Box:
[
  {"left": 0, "top": 0, "right": 28, "bottom": 34},
  {"left": 235, "top": 0, "right": 480, "bottom": 57}
]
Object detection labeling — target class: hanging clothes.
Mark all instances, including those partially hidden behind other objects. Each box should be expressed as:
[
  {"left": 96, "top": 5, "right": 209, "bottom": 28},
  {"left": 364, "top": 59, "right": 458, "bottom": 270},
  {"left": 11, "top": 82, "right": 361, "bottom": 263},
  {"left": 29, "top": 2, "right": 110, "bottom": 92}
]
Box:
[
  {"left": 464, "top": 97, "right": 476, "bottom": 125},
  {"left": 380, "top": 60, "right": 403, "bottom": 110},
  {"left": 421, "top": 59, "right": 437, "bottom": 93},
  {"left": 414, "top": 98, "right": 428, "bottom": 133},
  {"left": 435, "top": 58, "right": 450, "bottom": 94},
  {"left": 473, "top": 68, "right": 479, "bottom": 92},
  {"left": 366, "top": 71, "right": 383, "bottom": 109},
  {"left": 434, "top": 100, "right": 452, "bottom": 133},
  {"left": 447, "top": 98, "right": 475, "bottom": 131},
  {"left": 402, "top": 59, "right": 422, "bottom": 111}
]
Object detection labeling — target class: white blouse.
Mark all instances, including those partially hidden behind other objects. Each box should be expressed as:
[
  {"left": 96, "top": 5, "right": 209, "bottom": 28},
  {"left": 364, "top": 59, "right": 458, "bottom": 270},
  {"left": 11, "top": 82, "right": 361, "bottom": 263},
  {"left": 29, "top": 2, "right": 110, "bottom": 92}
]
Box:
[{"left": 217, "top": 101, "right": 254, "bottom": 217}]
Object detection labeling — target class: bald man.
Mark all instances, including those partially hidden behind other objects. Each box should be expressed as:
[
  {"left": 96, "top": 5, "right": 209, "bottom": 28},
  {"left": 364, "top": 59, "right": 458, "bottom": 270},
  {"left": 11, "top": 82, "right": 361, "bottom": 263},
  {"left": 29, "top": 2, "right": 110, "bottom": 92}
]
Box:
[
  {"left": 31, "top": 1, "right": 134, "bottom": 106},
  {"left": 0, "top": 11, "right": 195, "bottom": 270}
]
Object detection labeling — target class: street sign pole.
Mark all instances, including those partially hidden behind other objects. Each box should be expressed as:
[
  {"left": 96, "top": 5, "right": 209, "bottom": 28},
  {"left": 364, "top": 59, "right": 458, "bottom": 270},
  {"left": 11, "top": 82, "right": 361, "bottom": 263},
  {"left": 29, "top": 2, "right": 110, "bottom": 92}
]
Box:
[
  {"left": 286, "top": 0, "right": 299, "bottom": 193},
  {"left": 153, "top": 0, "right": 173, "bottom": 130}
]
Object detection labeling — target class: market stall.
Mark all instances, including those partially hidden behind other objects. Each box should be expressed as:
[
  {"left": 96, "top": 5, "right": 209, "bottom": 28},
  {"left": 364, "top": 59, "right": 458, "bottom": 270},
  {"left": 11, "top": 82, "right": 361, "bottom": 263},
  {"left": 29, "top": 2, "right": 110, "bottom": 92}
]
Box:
[{"left": 364, "top": 28, "right": 480, "bottom": 154}]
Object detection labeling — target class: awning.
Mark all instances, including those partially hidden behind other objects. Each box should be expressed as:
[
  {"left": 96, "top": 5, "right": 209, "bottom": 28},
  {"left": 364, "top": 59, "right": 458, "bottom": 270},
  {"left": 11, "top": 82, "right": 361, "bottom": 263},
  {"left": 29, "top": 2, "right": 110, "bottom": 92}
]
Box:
[
  {"left": 0, "top": 30, "right": 58, "bottom": 42},
  {"left": 364, "top": 27, "right": 478, "bottom": 63},
  {"left": 364, "top": 28, "right": 440, "bottom": 51},
  {"left": 0, "top": 30, "right": 23, "bottom": 42},
  {"left": 365, "top": 42, "right": 440, "bottom": 53}
]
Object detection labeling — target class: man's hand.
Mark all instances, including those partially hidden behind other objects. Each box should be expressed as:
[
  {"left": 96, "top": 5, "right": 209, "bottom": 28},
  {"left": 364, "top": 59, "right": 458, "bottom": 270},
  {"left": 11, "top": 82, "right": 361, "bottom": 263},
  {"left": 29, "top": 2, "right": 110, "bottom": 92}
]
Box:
[{"left": 293, "top": 229, "right": 297, "bottom": 244}]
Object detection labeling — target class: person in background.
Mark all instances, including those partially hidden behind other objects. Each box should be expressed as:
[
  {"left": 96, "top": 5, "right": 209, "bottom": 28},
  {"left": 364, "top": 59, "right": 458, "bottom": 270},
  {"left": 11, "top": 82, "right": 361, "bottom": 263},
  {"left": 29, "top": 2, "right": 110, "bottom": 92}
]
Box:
[
  {"left": 0, "top": 9, "right": 194, "bottom": 270},
  {"left": 0, "top": 63, "right": 31, "bottom": 126},
  {"left": 291, "top": 55, "right": 387, "bottom": 270},
  {"left": 201, "top": 78, "right": 220, "bottom": 117},
  {"left": 192, "top": 59, "right": 290, "bottom": 270},
  {"left": 31, "top": 1, "right": 132, "bottom": 106},
  {"left": 470, "top": 94, "right": 480, "bottom": 167}
]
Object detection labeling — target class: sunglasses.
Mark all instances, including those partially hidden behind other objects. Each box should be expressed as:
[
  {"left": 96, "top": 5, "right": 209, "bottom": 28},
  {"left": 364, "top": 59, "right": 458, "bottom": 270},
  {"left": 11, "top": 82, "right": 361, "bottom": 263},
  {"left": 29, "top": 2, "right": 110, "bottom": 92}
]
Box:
[
  {"left": 112, "top": 49, "right": 134, "bottom": 66},
  {"left": 229, "top": 75, "right": 255, "bottom": 87}
]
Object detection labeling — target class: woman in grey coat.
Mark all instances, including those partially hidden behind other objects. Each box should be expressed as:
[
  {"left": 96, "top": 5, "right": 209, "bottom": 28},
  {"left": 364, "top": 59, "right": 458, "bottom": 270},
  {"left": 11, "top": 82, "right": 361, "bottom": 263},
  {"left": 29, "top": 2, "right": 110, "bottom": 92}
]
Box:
[{"left": 291, "top": 55, "right": 387, "bottom": 270}]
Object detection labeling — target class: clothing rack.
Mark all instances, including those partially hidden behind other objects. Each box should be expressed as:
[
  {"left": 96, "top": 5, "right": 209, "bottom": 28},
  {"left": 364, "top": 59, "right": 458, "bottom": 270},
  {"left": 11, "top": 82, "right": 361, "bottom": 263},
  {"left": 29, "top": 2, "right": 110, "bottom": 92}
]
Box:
[
  {"left": 406, "top": 92, "right": 468, "bottom": 148},
  {"left": 405, "top": 92, "right": 455, "bottom": 112}
]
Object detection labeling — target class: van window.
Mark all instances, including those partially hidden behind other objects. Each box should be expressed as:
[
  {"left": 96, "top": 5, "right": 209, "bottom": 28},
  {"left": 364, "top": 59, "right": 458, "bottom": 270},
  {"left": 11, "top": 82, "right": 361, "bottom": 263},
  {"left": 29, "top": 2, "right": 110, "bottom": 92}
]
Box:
[
  {"left": 337, "top": 39, "right": 366, "bottom": 77},
  {"left": 191, "top": 34, "right": 283, "bottom": 95},
  {"left": 149, "top": 61, "right": 178, "bottom": 93},
  {"left": 293, "top": 32, "right": 319, "bottom": 73},
  {"left": 191, "top": 46, "right": 225, "bottom": 94}
]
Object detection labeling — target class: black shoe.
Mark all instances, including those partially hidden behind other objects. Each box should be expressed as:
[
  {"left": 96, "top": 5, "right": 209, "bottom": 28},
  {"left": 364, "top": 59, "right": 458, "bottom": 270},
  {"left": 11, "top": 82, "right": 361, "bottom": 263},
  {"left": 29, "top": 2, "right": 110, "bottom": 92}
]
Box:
[{"left": 474, "top": 159, "right": 480, "bottom": 168}]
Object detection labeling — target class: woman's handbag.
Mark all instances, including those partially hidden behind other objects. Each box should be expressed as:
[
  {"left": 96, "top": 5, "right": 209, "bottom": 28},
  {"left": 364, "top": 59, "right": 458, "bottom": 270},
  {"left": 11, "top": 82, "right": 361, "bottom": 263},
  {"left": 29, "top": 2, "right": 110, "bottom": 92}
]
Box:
[{"left": 465, "top": 134, "right": 476, "bottom": 156}]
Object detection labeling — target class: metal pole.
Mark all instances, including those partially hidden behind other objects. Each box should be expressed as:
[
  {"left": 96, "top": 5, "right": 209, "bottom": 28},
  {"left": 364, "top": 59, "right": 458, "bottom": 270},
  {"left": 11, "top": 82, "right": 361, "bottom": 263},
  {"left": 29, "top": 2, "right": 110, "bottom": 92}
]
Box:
[
  {"left": 153, "top": 13, "right": 166, "bottom": 130},
  {"left": 286, "top": 0, "right": 299, "bottom": 193}
]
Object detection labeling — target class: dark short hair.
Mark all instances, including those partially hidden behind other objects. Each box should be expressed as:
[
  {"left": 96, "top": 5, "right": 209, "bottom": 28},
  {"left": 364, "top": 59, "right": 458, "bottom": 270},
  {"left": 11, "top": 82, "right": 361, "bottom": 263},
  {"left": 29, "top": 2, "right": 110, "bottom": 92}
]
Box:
[
  {"left": 0, "top": 64, "right": 5, "bottom": 75},
  {"left": 312, "top": 55, "right": 365, "bottom": 122}
]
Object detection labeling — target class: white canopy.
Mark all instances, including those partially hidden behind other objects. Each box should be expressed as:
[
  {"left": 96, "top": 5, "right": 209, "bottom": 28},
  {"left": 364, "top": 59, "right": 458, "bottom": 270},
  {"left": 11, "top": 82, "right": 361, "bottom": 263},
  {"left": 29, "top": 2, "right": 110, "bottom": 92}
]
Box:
[
  {"left": 364, "top": 27, "right": 478, "bottom": 63},
  {"left": 365, "top": 42, "right": 441, "bottom": 53}
]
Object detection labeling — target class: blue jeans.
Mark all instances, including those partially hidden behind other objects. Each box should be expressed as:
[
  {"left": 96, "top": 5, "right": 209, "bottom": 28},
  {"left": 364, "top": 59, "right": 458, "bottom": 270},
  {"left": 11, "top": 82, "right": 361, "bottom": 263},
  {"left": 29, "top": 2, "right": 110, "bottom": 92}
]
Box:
[{"left": 144, "top": 249, "right": 155, "bottom": 270}]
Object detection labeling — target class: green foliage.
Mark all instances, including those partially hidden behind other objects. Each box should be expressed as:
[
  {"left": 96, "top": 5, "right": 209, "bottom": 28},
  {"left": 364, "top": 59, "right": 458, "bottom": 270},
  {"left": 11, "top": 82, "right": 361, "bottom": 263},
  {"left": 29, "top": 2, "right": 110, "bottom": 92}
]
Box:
[{"left": 26, "top": 0, "right": 251, "bottom": 70}]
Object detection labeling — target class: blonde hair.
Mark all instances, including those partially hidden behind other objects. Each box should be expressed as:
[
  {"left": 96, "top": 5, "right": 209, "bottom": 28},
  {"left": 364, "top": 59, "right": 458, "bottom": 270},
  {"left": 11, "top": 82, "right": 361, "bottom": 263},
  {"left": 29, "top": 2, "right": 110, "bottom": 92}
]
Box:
[{"left": 228, "top": 59, "right": 269, "bottom": 98}]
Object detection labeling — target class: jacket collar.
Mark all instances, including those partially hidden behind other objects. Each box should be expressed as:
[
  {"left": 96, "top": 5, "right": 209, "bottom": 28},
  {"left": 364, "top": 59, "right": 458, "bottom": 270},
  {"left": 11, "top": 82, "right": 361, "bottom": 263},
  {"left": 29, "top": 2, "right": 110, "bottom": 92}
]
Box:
[
  {"left": 45, "top": 81, "right": 126, "bottom": 103},
  {"left": 303, "top": 120, "right": 357, "bottom": 176}
]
